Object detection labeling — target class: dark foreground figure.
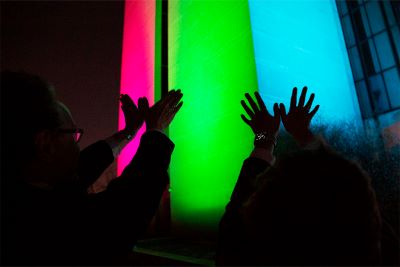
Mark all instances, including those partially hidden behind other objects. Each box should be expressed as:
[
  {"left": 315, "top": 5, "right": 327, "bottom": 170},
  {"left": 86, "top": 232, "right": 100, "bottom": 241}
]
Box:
[
  {"left": 1, "top": 71, "right": 183, "bottom": 265},
  {"left": 217, "top": 87, "right": 399, "bottom": 266}
]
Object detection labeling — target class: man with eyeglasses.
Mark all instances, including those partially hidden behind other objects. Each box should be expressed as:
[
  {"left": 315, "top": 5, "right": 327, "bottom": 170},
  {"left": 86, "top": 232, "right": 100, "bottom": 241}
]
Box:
[{"left": 1, "top": 71, "right": 183, "bottom": 265}]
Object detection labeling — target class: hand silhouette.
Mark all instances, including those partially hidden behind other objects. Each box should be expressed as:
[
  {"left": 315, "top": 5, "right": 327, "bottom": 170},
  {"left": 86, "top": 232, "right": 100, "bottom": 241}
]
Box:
[
  {"left": 279, "top": 86, "right": 319, "bottom": 145},
  {"left": 139, "top": 89, "right": 183, "bottom": 132},
  {"left": 120, "top": 94, "right": 145, "bottom": 135},
  {"left": 241, "top": 92, "right": 280, "bottom": 138}
]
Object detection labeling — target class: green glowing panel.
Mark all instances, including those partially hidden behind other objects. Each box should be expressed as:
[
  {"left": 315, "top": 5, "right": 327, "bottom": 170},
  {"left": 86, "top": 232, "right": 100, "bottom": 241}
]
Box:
[{"left": 168, "top": 0, "right": 258, "bottom": 230}]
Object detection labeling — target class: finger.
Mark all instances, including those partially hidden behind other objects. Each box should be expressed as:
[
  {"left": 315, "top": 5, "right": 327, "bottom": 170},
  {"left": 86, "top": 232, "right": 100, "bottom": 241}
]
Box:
[
  {"left": 241, "top": 100, "right": 255, "bottom": 118},
  {"left": 138, "top": 97, "right": 150, "bottom": 113},
  {"left": 289, "top": 87, "right": 297, "bottom": 112},
  {"left": 241, "top": 114, "right": 251, "bottom": 126},
  {"left": 169, "top": 101, "right": 183, "bottom": 119},
  {"left": 164, "top": 101, "right": 184, "bottom": 126},
  {"left": 304, "top": 93, "right": 315, "bottom": 112},
  {"left": 298, "top": 86, "right": 307, "bottom": 107},
  {"left": 273, "top": 103, "right": 280, "bottom": 122},
  {"left": 165, "top": 92, "right": 183, "bottom": 111},
  {"left": 309, "top": 104, "right": 320, "bottom": 120},
  {"left": 120, "top": 94, "right": 133, "bottom": 104},
  {"left": 279, "top": 103, "right": 287, "bottom": 123},
  {"left": 245, "top": 93, "right": 260, "bottom": 113},
  {"left": 254, "top": 92, "right": 268, "bottom": 113}
]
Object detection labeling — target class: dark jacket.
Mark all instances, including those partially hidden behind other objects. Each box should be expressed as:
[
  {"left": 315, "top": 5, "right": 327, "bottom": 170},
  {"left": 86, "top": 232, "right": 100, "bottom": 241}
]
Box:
[
  {"left": 217, "top": 144, "right": 397, "bottom": 266},
  {"left": 1, "top": 131, "right": 174, "bottom": 265}
]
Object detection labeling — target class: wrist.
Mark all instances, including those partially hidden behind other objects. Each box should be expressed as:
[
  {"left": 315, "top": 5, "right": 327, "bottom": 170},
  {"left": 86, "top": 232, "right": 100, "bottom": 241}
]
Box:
[
  {"left": 254, "top": 132, "right": 277, "bottom": 150},
  {"left": 121, "top": 129, "right": 136, "bottom": 140}
]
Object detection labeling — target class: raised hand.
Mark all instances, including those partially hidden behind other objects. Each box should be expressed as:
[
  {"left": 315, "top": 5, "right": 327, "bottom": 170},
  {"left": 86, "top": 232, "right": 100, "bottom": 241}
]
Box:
[
  {"left": 279, "top": 86, "right": 319, "bottom": 145},
  {"left": 241, "top": 92, "right": 280, "bottom": 138},
  {"left": 139, "top": 89, "right": 183, "bottom": 132},
  {"left": 120, "top": 94, "right": 145, "bottom": 135}
]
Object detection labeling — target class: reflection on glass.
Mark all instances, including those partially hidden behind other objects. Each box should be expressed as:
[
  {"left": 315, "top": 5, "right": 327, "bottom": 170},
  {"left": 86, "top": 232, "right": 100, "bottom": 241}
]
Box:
[
  {"left": 374, "top": 32, "right": 396, "bottom": 69},
  {"left": 349, "top": 47, "right": 364, "bottom": 80},
  {"left": 336, "top": 0, "right": 348, "bottom": 15},
  {"left": 342, "top": 15, "right": 356, "bottom": 46},
  {"left": 391, "top": 26, "right": 400, "bottom": 61},
  {"left": 365, "top": 2, "right": 385, "bottom": 34},
  {"left": 355, "top": 80, "right": 373, "bottom": 118},
  {"left": 368, "top": 74, "right": 390, "bottom": 112},
  {"left": 383, "top": 1, "right": 397, "bottom": 26},
  {"left": 383, "top": 68, "right": 400, "bottom": 108},
  {"left": 361, "top": 7, "right": 371, "bottom": 37}
]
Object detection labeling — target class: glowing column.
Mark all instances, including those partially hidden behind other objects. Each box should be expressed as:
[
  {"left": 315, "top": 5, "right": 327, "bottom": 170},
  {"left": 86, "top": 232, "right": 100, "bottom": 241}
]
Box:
[
  {"left": 168, "top": 0, "right": 258, "bottom": 230},
  {"left": 248, "top": 0, "right": 361, "bottom": 123},
  {"left": 118, "top": 0, "right": 156, "bottom": 175}
]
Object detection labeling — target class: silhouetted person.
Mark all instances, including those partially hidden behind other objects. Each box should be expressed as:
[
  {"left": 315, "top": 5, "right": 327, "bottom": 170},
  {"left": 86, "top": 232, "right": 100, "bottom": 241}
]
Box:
[
  {"left": 0, "top": 71, "right": 183, "bottom": 265},
  {"left": 217, "top": 87, "right": 384, "bottom": 265}
]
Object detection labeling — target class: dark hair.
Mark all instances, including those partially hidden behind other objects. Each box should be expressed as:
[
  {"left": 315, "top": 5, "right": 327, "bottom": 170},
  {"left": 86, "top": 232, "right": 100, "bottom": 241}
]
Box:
[
  {"left": 245, "top": 144, "right": 382, "bottom": 265},
  {"left": 1, "top": 71, "right": 61, "bottom": 173}
]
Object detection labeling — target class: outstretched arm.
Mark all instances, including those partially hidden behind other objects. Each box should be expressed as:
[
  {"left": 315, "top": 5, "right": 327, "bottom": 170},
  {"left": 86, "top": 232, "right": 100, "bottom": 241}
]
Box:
[
  {"left": 84, "top": 90, "right": 183, "bottom": 262},
  {"left": 78, "top": 94, "right": 146, "bottom": 190}
]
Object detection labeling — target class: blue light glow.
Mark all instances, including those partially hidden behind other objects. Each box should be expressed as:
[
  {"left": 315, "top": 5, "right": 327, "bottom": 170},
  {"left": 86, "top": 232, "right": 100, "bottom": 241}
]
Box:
[{"left": 248, "top": 0, "right": 361, "bottom": 124}]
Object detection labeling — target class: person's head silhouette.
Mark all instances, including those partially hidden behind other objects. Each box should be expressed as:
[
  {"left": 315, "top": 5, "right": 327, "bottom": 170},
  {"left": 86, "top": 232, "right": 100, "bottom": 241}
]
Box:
[{"left": 1, "top": 71, "right": 81, "bottom": 189}]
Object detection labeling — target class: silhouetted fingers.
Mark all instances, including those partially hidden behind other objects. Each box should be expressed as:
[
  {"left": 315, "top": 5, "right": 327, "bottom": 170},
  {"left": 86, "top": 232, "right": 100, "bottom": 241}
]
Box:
[
  {"left": 304, "top": 93, "right": 315, "bottom": 112},
  {"left": 254, "top": 92, "right": 267, "bottom": 112},
  {"left": 245, "top": 93, "right": 260, "bottom": 113},
  {"left": 241, "top": 114, "right": 251, "bottom": 126},
  {"left": 138, "top": 97, "right": 149, "bottom": 116},
  {"left": 273, "top": 103, "right": 280, "bottom": 122},
  {"left": 309, "top": 104, "right": 320, "bottom": 119},
  {"left": 289, "top": 87, "right": 297, "bottom": 112},
  {"left": 167, "top": 91, "right": 183, "bottom": 111},
  {"left": 279, "top": 103, "right": 288, "bottom": 123},
  {"left": 120, "top": 94, "right": 138, "bottom": 113},
  {"left": 168, "top": 101, "right": 183, "bottom": 122},
  {"left": 241, "top": 100, "right": 255, "bottom": 118},
  {"left": 298, "top": 86, "right": 307, "bottom": 107}
]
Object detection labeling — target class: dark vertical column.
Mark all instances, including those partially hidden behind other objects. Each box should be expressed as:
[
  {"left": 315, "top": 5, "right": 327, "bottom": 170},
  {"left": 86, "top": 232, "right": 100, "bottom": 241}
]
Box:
[{"left": 161, "top": 0, "right": 169, "bottom": 97}]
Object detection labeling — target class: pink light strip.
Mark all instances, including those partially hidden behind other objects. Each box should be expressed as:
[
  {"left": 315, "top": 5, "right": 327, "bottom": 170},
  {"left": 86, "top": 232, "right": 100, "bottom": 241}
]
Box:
[{"left": 118, "top": 0, "right": 155, "bottom": 175}]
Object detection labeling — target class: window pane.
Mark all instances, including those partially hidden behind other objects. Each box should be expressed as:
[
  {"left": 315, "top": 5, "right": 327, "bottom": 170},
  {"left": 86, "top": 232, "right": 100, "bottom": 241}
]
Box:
[
  {"left": 383, "top": 1, "right": 397, "bottom": 26},
  {"left": 342, "top": 15, "right": 356, "bottom": 46},
  {"left": 374, "top": 32, "right": 396, "bottom": 69},
  {"left": 368, "top": 74, "right": 390, "bottom": 112},
  {"left": 360, "top": 41, "right": 381, "bottom": 75},
  {"left": 383, "top": 68, "right": 400, "bottom": 108},
  {"left": 365, "top": 2, "right": 385, "bottom": 34},
  {"left": 391, "top": 26, "right": 400, "bottom": 62},
  {"left": 355, "top": 80, "right": 373, "bottom": 118},
  {"left": 336, "top": 0, "right": 348, "bottom": 16},
  {"left": 360, "top": 7, "right": 372, "bottom": 37},
  {"left": 352, "top": 7, "right": 369, "bottom": 41},
  {"left": 349, "top": 47, "right": 364, "bottom": 80}
]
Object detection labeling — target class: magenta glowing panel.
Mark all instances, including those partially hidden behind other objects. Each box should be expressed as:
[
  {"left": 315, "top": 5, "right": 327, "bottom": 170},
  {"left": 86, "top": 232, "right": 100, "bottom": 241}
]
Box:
[{"left": 118, "top": 0, "right": 156, "bottom": 175}]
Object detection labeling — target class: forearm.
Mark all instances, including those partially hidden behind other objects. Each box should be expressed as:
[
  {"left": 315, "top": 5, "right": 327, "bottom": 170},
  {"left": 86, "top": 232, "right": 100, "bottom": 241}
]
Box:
[{"left": 104, "top": 129, "right": 138, "bottom": 158}]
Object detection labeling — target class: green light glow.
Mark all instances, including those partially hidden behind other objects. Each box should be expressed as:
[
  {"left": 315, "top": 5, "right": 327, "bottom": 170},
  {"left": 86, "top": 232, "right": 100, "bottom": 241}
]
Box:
[{"left": 168, "top": 0, "right": 258, "bottom": 230}]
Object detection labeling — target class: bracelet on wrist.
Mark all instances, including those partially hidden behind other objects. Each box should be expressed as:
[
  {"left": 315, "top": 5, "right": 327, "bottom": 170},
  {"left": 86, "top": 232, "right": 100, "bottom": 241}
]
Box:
[{"left": 254, "top": 132, "right": 277, "bottom": 148}]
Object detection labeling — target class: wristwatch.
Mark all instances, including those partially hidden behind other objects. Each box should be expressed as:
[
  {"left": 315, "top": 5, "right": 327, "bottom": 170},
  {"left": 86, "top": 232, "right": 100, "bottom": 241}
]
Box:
[{"left": 254, "top": 132, "right": 277, "bottom": 148}]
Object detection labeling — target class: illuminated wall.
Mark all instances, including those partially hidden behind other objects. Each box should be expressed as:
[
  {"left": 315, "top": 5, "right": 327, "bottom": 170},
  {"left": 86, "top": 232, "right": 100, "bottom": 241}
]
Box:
[
  {"left": 168, "top": 0, "right": 258, "bottom": 230},
  {"left": 118, "top": 0, "right": 156, "bottom": 175},
  {"left": 248, "top": 0, "right": 361, "bottom": 122}
]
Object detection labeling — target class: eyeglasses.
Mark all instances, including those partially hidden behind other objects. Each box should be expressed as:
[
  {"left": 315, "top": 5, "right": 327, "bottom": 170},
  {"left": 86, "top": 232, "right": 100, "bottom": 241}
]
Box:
[{"left": 58, "top": 128, "right": 84, "bottom": 143}]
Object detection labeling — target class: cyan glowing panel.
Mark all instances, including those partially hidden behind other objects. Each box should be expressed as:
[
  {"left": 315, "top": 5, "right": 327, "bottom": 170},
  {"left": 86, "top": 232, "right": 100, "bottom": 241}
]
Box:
[
  {"left": 248, "top": 0, "right": 361, "bottom": 123},
  {"left": 118, "top": 0, "right": 156, "bottom": 175},
  {"left": 168, "top": 0, "right": 258, "bottom": 230}
]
